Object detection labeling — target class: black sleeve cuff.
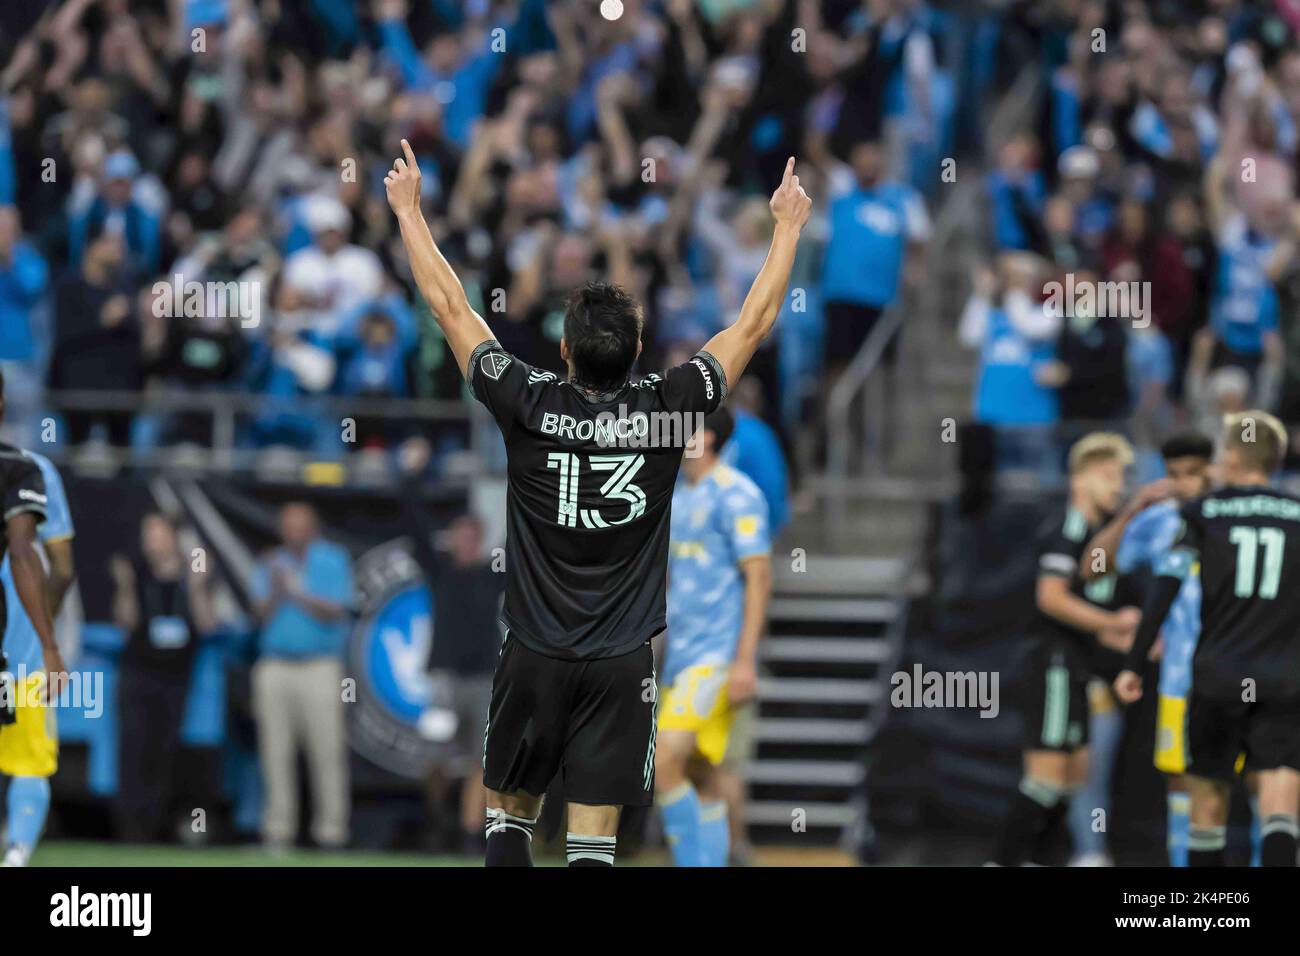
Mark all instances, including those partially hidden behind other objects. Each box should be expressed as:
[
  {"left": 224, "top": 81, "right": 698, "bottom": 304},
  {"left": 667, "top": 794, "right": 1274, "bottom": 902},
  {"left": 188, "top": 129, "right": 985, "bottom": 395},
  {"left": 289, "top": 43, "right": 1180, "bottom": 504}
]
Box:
[{"left": 467, "top": 339, "right": 503, "bottom": 380}]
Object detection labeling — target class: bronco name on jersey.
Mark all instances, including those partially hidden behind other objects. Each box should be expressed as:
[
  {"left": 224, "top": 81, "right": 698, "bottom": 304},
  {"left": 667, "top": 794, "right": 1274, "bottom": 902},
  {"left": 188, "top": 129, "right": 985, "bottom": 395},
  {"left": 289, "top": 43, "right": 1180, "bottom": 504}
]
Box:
[{"left": 468, "top": 340, "right": 726, "bottom": 660}]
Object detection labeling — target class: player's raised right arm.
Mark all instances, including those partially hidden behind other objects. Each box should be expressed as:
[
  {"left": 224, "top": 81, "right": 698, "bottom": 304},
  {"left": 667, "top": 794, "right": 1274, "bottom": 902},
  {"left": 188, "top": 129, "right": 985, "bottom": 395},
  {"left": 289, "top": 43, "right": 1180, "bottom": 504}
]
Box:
[
  {"left": 703, "top": 157, "right": 811, "bottom": 389},
  {"left": 386, "top": 138, "right": 494, "bottom": 379}
]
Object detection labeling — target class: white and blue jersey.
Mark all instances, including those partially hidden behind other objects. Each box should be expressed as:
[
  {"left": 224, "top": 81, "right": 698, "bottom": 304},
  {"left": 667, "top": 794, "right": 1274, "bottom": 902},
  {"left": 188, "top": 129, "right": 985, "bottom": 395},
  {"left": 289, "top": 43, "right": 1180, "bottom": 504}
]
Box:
[
  {"left": 1211, "top": 213, "right": 1279, "bottom": 356},
  {"left": 1, "top": 452, "right": 73, "bottom": 674},
  {"left": 1116, "top": 500, "right": 1199, "bottom": 699},
  {"left": 821, "top": 182, "right": 929, "bottom": 308},
  {"left": 972, "top": 306, "right": 1058, "bottom": 426},
  {"left": 664, "top": 464, "right": 770, "bottom": 686}
]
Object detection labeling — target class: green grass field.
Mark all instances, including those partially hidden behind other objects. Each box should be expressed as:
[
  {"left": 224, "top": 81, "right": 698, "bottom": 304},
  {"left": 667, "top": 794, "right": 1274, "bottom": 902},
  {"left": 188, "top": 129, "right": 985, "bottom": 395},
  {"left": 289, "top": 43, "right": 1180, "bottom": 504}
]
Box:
[
  {"left": 33, "top": 842, "right": 476, "bottom": 866},
  {"left": 30, "top": 841, "right": 854, "bottom": 867}
]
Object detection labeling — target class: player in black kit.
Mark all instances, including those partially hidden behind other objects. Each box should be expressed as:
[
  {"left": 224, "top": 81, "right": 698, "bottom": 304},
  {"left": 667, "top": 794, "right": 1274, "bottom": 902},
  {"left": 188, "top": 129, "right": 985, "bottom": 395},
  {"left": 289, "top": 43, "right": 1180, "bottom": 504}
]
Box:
[
  {"left": 989, "top": 433, "right": 1142, "bottom": 866},
  {"left": 384, "top": 141, "right": 811, "bottom": 866},
  {"left": 1116, "top": 411, "right": 1300, "bottom": 866},
  {"left": 0, "top": 369, "right": 66, "bottom": 722}
]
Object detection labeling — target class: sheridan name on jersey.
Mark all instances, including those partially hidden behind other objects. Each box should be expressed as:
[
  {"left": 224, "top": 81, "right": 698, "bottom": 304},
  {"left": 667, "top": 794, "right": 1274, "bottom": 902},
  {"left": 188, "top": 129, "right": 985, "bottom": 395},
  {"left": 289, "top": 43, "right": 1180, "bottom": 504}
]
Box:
[
  {"left": 1167, "top": 485, "right": 1300, "bottom": 699},
  {"left": 469, "top": 339, "right": 726, "bottom": 660}
]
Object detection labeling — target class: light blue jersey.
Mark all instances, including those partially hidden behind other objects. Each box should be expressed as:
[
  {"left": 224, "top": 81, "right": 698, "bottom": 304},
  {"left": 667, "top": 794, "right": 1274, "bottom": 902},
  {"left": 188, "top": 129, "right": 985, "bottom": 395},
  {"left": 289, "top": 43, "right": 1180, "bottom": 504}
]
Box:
[
  {"left": 1, "top": 452, "right": 73, "bottom": 674},
  {"left": 664, "top": 464, "right": 770, "bottom": 686},
  {"left": 1116, "top": 500, "right": 1199, "bottom": 698}
]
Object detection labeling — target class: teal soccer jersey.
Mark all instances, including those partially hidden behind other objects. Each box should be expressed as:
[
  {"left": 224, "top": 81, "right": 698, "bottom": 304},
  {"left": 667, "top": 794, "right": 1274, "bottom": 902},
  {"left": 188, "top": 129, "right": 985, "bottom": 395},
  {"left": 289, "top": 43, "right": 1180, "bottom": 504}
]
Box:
[
  {"left": 1, "top": 452, "right": 73, "bottom": 674},
  {"left": 664, "top": 464, "right": 770, "bottom": 686}
]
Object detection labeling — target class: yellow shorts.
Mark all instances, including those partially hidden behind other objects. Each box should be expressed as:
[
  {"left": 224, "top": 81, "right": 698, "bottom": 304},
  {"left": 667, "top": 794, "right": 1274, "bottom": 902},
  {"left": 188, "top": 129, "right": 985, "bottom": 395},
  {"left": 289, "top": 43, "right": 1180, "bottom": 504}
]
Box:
[
  {"left": 0, "top": 673, "right": 58, "bottom": 778},
  {"left": 1088, "top": 678, "right": 1116, "bottom": 715},
  {"left": 1155, "top": 693, "right": 1246, "bottom": 777},
  {"left": 658, "top": 664, "right": 735, "bottom": 766},
  {"left": 1154, "top": 694, "right": 1186, "bottom": 775}
]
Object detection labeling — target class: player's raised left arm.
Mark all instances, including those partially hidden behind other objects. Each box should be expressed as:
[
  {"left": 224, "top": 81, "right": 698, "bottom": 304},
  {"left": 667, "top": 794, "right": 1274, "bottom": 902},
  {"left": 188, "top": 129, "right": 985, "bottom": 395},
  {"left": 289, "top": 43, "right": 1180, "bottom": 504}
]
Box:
[
  {"left": 703, "top": 157, "right": 811, "bottom": 389},
  {"left": 385, "top": 139, "right": 494, "bottom": 378}
]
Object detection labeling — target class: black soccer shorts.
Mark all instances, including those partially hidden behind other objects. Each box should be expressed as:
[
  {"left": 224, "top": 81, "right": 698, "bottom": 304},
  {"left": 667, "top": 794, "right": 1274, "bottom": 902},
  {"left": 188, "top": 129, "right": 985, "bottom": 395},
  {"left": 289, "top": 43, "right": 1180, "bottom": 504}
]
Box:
[
  {"left": 1022, "top": 640, "right": 1090, "bottom": 753},
  {"left": 1186, "top": 691, "right": 1300, "bottom": 781},
  {"left": 482, "top": 632, "right": 657, "bottom": 807}
]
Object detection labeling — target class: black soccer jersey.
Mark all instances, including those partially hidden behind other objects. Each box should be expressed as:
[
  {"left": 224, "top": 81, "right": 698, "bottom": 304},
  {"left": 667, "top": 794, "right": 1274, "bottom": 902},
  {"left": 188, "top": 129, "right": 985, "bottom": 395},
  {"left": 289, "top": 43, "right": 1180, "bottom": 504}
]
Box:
[
  {"left": 0, "top": 443, "right": 49, "bottom": 636},
  {"left": 1033, "top": 504, "right": 1122, "bottom": 664},
  {"left": 468, "top": 339, "right": 726, "bottom": 660},
  {"left": 1167, "top": 485, "right": 1300, "bottom": 700}
]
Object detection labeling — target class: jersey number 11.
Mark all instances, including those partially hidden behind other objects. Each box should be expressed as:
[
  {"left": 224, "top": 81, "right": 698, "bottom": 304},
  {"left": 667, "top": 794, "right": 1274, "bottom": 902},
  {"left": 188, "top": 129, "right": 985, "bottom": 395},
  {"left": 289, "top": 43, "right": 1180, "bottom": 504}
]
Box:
[{"left": 1228, "top": 525, "right": 1285, "bottom": 599}]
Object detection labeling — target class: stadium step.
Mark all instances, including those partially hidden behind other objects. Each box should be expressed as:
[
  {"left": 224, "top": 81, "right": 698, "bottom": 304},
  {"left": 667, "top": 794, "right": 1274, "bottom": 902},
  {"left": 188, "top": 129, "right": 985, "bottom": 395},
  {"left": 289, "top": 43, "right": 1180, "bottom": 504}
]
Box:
[
  {"left": 761, "top": 638, "right": 892, "bottom": 664},
  {"left": 744, "top": 801, "right": 857, "bottom": 829},
  {"left": 757, "top": 677, "right": 882, "bottom": 705},
  {"left": 753, "top": 717, "right": 871, "bottom": 744},
  {"left": 767, "top": 598, "right": 897, "bottom": 624},
  {"left": 745, "top": 560, "right": 903, "bottom": 845},
  {"left": 745, "top": 760, "right": 865, "bottom": 787}
]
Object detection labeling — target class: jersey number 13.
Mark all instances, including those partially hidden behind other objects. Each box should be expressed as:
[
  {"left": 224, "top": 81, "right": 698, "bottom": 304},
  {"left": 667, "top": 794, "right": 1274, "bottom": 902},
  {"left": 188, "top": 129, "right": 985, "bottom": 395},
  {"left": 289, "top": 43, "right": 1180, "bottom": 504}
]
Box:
[{"left": 546, "top": 452, "right": 647, "bottom": 528}]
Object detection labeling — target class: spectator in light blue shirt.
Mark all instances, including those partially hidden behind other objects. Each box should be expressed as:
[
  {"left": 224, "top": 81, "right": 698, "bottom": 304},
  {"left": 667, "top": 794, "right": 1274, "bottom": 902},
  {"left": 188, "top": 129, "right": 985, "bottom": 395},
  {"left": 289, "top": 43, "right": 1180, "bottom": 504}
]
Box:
[
  {"left": 1126, "top": 324, "right": 1176, "bottom": 482},
  {"left": 253, "top": 504, "right": 353, "bottom": 658},
  {"left": 821, "top": 141, "right": 930, "bottom": 375},
  {"left": 959, "top": 257, "right": 1060, "bottom": 478},
  {"left": 376, "top": 6, "right": 503, "bottom": 150},
  {"left": 68, "top": 150, "right": 162, "bottom": 277},
  {"left": 986, "top": 133, "right": 1046, "bottom": 252},
  {"left": 0, "top": 206, "right": 48, "bottom": 364},
  {"left": 251, "top": 502, "right": 354, "bottom": 849},
  {"left": 721, "top": 379, "right": 790, "bottom": 537}
]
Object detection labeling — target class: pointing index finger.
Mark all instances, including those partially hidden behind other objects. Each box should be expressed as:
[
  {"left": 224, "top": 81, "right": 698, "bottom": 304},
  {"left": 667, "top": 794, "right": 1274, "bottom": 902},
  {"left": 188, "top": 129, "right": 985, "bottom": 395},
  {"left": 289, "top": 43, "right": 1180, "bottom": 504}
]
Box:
[
  {"left": 781, "top": 156, "right": 795, "bottom": 186},
  {"left": 401, "top": 138, "right": 419, "bottom": 170}
]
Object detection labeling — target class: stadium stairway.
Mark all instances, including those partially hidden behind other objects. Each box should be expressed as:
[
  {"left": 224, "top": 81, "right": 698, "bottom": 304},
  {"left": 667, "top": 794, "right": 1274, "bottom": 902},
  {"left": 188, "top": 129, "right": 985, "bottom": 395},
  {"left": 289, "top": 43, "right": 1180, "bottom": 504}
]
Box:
[
  {"left": 762, "top": 64, "right": 1042, "bottom": 853},
  {"left": 745, "top": 554, "right": 915, "bottom": 846},
  {"left": 807, "top": 56, "right": 1044, "bottom": 521}
]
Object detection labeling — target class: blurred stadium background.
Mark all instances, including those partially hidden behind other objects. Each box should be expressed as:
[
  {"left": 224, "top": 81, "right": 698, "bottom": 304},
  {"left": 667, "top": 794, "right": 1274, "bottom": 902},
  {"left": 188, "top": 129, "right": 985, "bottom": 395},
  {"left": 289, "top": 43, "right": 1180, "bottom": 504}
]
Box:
[{"left": 1, "top": 0, "right": 1294, "bottom": 866}]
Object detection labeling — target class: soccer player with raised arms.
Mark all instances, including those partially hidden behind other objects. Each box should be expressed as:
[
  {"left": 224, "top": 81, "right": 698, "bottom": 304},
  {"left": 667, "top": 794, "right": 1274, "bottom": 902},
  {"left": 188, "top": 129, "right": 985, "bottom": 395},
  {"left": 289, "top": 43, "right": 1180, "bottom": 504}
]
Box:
[{"left": 384, "top": 141, "right": 810, "bottom": 866}]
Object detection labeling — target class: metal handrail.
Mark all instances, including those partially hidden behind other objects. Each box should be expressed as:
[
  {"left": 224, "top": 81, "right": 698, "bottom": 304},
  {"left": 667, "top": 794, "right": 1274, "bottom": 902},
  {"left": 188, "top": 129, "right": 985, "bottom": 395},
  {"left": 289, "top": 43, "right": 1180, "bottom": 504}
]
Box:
[
  {"left": 21, "top": 388, "right": 485, "bottom": 479},
  {"left": 41, "top": 388, "right": 473, "bottom": 419},
  {"left": 823, "top": 304, "right": 906, "bottom": 546},
  {"left": 818, "top": 60, "right": 1047, "bottom": 534}
]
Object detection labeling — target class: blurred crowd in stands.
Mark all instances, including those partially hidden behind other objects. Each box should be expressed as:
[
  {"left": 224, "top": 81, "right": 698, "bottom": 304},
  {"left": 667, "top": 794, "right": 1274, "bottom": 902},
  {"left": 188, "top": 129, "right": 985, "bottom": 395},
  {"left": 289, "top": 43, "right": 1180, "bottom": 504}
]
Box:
[
  {"left": 964, "top": 0, "right": 1300, "bottom": 482},
  {"left": 0, "top": 0, "right": 1013, "bottom": 480}
]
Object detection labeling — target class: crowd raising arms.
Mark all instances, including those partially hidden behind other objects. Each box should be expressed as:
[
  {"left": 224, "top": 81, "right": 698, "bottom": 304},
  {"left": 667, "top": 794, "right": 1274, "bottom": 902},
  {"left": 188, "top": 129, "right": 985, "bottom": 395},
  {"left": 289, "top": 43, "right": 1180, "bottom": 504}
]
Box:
[{"left": 384, "top": 139, "right": 812, "bottom": 389}]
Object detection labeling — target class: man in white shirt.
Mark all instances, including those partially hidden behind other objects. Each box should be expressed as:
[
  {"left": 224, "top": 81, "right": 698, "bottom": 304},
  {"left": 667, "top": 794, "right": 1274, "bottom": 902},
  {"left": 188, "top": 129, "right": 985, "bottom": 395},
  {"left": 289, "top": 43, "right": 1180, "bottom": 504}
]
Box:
[{"left": 282, "top": 195, "right": 383, "bottom": 338}]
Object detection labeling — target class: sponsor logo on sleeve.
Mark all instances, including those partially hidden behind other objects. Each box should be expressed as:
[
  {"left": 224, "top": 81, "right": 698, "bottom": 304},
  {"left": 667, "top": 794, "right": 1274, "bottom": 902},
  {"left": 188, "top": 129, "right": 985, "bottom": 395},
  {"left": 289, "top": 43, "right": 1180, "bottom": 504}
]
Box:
[{"left": 691, "top": 357, "right": 714, "bottom": 400}]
